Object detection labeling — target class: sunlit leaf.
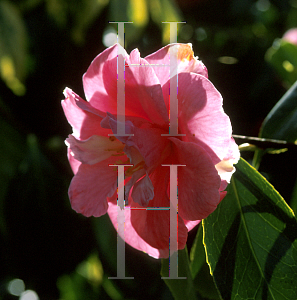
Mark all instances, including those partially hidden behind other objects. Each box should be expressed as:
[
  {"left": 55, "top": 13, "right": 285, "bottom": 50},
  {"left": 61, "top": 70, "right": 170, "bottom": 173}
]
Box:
[
  {"left": 46, "top": 0, "right": 109, "bottom": 45},
  {"left": 203, "top": 158, "right": 297, "bottom": 300},
  {"left": 161, "top": 247, "right": 199, "bottom": 300},
  {"left": 190, "top": 225, "right": 205, "bottom": 279},
  {"left": 266, "top": 39, "right": 297, "bottom": 87},
  {"left": 108, "top": 0, "right": 149, "bottom": 46},
  {"left": 57, "top": 254, "right": 105, "bottom": 300},
  {"left": 0, "top": 1, "right": 28, "bottom": 95},
  {"left": 190, "top": 225, "right": 221, "bottom": 300},
  {"left": 259, "top": 80, "right": 297, "bottom": 143},
  {"left": 290, "top": 178, "right": 297, "bottom": 217},
  {"left": 253, "top": 80, "right": 297, "bottom": 168},
  {"left": 149, "top": 0, "right": 183, "bottom": 45}
]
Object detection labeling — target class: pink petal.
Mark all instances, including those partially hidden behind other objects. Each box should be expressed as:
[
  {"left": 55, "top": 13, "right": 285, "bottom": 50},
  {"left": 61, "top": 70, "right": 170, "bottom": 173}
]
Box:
[
  {"left": 66, "top": 134, "right": 124, "bottom": 165},
  {"left": 132, "top": 126, "right": 171, "bottom": 171},
  {"left": 283, "top": 28, "right": 297, "bottom": 45},
  {"left": 215, "top": 137, "right": 240, "bottom": 187},
  {"left": 170, "top": 138, "right": 221, "bottom": 220},
  {"left": 184, "top": 220, "right": 201, "bottom": 231},
  {"left": 130, "top": 165, "right": 189, "bottom": 253},
  {"left": 83, "top": 44, "right": 120, "bottom": 113},
  {"left": 163, "top": 72, "right": 235, "bottom": 163},
  {"left": 145, "top": 43, "right": 208, "bottom": 87},
  {"left": 68, "top": 155, "right": 125, "bottom": 217},
  {"left": 123, "top": 145, "right": 148, "bottom": 203},
  {"left": 83, "top": 44, "right": 168, "bottom": 125},
  {"left": 62, "top": 88, "right": 111, "bottom": 140},
  {"left": 131, "top": 175, "right": 154, "bottom": 207},
  {"left": 107, "top": 198, "right": 168, "bottom": 258},
  {"left": 67, "top": 147, "right": 81, "bottom": 174},
  {"left": 125, "top": 49, "right": 169, "bottom": 125}
]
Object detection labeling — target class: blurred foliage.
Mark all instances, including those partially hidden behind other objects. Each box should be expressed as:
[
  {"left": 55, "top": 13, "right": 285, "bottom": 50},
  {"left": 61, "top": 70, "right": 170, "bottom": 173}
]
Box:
[
  {"left": 266, "top": 40, "right": 297, "bottom": 87},
  {"left": 1, "top": 0, "right": 297, "bottom": 299},
  {"left": 0, "top": 1, "right": 28, "bottom": 95}
]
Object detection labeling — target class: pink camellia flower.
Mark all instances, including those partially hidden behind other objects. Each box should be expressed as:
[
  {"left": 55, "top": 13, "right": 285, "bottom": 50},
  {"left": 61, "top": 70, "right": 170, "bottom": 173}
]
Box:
[
  {"left": 62, "top": 43, "right": 239, "bottom": 258},
  {"left": 283, "top": 28, "right": 297, "bottom": 46}
]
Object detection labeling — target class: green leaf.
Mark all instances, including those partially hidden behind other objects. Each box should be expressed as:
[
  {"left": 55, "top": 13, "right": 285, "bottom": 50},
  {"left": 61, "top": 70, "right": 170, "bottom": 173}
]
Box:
[
  {"left": 0, "top": 1, "right": 28, "bottom": 95},
  {"left": 108, "top": 0, "right": 149, "bottom": 46},
  {"left": 290, "top": 177, "right": 297, "bottom": 217},
  {"left": 148, "top": 0, "right": 183, "bottom": 44},
  {"left": 259, "top": 80, "right": 297, "bottom": 143},
  {"left": 190, "top": 225, "right": 206, "bottom": 279},
  {"left": 161, "top": 247, "right": 199, "bottom": 300},
  {"left": 203, "top": 158, "right": 297, "bottom": 300},
  {"left": 266, "top": 40, "right": 297, "bottom": 87},
  {"left": 253, "top": 80, "right": 297, "bottom": 168},
  {"left": 46, "top": 0, "right": 109, "bottom": 45},
  {"left": 190, "top": 225, "right": 222, "bottom": 300}
]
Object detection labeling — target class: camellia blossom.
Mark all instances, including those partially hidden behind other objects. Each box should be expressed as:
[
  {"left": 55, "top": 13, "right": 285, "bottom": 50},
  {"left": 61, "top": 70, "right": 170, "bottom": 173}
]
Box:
[
  {"left": 283, "top": 28, "right": 297, "bottom": 45},
  {"left": 62, "top": 43, "right": 240, "bottom": 258}
]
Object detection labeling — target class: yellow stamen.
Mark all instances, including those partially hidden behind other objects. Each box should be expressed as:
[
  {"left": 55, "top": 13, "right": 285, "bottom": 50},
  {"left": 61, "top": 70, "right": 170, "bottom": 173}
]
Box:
[{"left": 177, "top": 44, "right": 194, "bottom": 62}]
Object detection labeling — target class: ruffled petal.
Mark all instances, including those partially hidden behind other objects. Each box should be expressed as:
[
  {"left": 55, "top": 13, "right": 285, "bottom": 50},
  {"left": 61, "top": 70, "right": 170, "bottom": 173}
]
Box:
[
  {"left": 62, "top": 87, "right": 111, "bottom": 140},
  {"left": 68, "top": 155, "right": 125, "bottom": 217},
  {"left": 83, "top": 44, "right": 120, "bottom": 113},
  {"left": 125, "top": 49, "right": 169, "bottom": 125},
  {"left": 163, "top": 72, "right": 235, "bottom": 163},
  {"left": 67, "top": 147, "right": 81, "bottom": 175},
  {"left": 184, "top": 220, "right": 201, "bottom": 231},
  {"left": 130, "top": 165, "right": 189, "bottom": 253},
  {"left": 83, "top": 44, "right": 168, "bottom": 125},
  {"left": 216, "top": 137, "right": 240, "bottom": 188},
  {"left": 131, "top": 175, "right": 154, "bottom": 206},
  {"left": 107, "top": 198, "right": 168, "bottom": 258},
  {"left": 123, "top": 145, "right": 148, "bottom": 202},
  {"left": 145, "top": 43, "right": 208, "bottom": 87},
  {"left": 132, "top": 126, "right": 171, "bottom": 171},
  {"left": 170, "top": 138, "right": 221, "bottom": 220},
  {"left": 66, "top": 134, "right": 124, "bottom": 165}
]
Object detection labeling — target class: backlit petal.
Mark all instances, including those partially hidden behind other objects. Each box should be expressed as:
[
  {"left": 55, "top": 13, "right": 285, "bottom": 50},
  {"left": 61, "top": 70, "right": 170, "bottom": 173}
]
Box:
[
  {"left": 62, "top": 87, "right": 111, "bottom": 140},
  {"left": 68, "top": 155, "right": 125, "bottom": 217},
  {"left": 145, "top": 43, "right": 208, "bottom": 87},
  {"left": 66, "top": 134, "right": 124, "bottom": 165},
  {"left": 170, "top": 138, "right": 221, "bottom": 220}
]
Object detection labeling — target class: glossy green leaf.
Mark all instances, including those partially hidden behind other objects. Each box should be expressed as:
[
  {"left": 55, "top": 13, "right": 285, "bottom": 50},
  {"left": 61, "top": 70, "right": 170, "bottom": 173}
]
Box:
[
  {"left": 259, "top": 80, "right": 297, "bottom": 143},
  {"left": 161, "top": 247, "right": 199, "bottom": 300},
  {"left": 290, "top": 177, "right": 297, "bottom": 217},
  {"left": 190, "top": 225, "right": 222, "bottom": 300},
  {"left": 203, "top": 158, "right": 297, "bottom": 300},
  {"left": 190, "top": 225, "right": 205, "bottom": 279},
  {"left": 253, "top": 80, "right": 297, "bottom": 168},
  {"left": 266, "top": 40, "right": 297, "bottom": 87}
]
